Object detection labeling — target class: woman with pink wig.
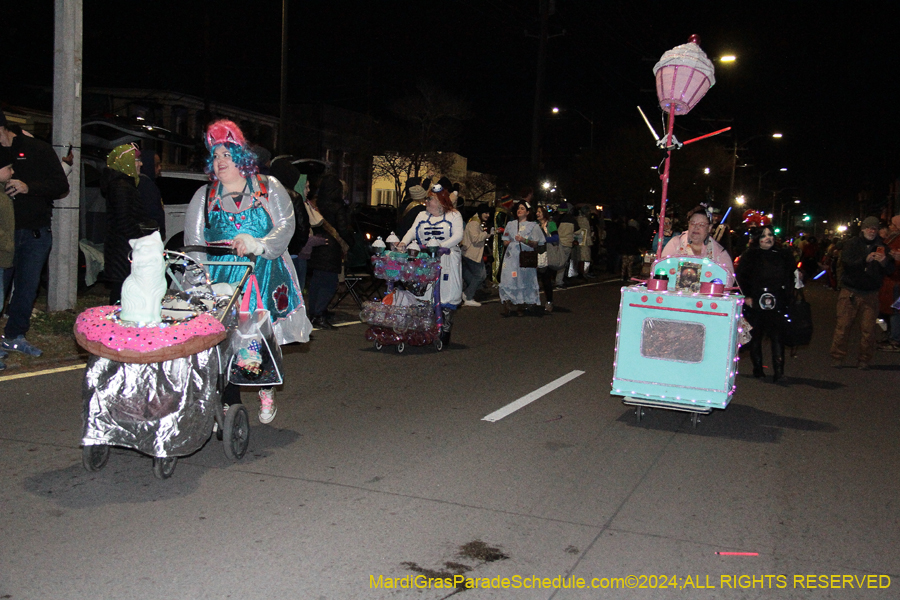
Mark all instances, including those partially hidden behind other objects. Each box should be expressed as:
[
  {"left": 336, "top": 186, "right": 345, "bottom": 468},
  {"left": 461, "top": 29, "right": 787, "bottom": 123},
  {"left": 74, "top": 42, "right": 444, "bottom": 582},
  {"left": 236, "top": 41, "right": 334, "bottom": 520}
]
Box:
[{"left": 184, "top": 120, "right": 312, "bottom": 424}]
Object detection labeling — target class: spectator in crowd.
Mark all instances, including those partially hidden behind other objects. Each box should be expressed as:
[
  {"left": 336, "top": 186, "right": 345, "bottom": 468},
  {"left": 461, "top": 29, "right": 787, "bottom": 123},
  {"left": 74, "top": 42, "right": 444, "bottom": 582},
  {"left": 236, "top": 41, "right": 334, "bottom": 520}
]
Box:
[
  {"left": 0, "top": 146, "right": 15, "bottom": 370},
  {"left": 535, "top": 204, "right": 558, "bottom": 313},
  {"left": 829, "top": 216, "right": 894, "bottom": 369},
  {"left": 460, "top": 203, "right": 491, "bottom": 307},
  {"left": 0, "top": 109, "right": 70, "bottom": 357},
  {"left": 620, "top": 218, "right": 642, "bottom": 282},
  {"left": 137, "top": 149, "right": 166, "bottom": 240},
  {"left": 398, "top": 184, "right": 428, "bottom": 239},
  {"left": 101, "top": 143, "right": 146, "bottom": 304},
  {"left": 270, "top": 158, "right": 311, "bottom": 290},
  {"left": 305, "top": 173, "right": 354, "bottom": 330},
  {"left": 570, "top": 205, "right": 594, "bottom": 278},
  {"left": 554, "top": 202, "right": 576, "bottom": 289},
  {"left": 877, "top": 215, "right": 900, "bottom": 353},
  {"left": 651, "top": 216, "right": 674, "bottom": 254}
]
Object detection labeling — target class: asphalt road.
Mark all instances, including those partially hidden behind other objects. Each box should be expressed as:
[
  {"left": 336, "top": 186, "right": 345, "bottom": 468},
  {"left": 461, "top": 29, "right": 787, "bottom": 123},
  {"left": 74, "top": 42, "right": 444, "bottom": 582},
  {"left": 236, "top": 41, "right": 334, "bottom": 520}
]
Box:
[{"left": 1, "top": 281, "right": 898, "bottom": 599}]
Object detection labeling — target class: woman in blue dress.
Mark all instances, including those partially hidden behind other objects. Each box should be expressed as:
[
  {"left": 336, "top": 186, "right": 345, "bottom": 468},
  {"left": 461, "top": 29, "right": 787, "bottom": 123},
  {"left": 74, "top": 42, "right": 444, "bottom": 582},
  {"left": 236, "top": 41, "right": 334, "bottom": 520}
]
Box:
[
  {"left": 499, "top": 201, "right": 545, "bottom": 316},
  {"left": 184, "top": 120, "right": 312, "bottom": 424}
]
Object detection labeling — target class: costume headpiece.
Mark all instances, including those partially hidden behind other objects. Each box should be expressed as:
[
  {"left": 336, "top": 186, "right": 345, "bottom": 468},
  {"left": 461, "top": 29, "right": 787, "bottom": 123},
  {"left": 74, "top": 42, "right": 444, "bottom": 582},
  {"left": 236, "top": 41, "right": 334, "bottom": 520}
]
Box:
[
  {"left": 742, "top": 210, "right": 771, "bottom": 228},
  {"left": 205, "top": 119, "right": 248, "bottom": 150},
  {"left": 106, "top": 142, "right": 141, "bottom": 186}
]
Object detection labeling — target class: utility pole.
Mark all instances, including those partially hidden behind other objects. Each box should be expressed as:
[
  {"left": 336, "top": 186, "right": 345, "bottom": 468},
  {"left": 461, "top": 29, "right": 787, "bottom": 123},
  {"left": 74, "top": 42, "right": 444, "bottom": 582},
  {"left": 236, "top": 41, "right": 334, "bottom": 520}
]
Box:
[
  {"left": 279, "top": 0, "right": 289, "bottom": 153},
  {"left": 529, "top": 0, "right": 549, "bottom": 171},
  {"left": 48, "top": 0, "right": 82, "bottom": 311}
]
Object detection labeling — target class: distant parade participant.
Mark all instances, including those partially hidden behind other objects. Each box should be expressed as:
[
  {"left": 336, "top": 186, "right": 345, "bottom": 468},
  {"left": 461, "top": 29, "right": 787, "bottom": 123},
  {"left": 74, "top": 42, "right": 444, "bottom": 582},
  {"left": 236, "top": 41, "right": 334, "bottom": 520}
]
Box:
[
  {"left": 499, "top": 200, "right": 545, "bottom": 316},
  {"left": 398, "top": 184, "right": 463, "bottom": 345},
  {"left": 736, "top": 222, "right": 795, "bottom": 381},
  {"left": 184, "top": 120, "right": 312, "bottom": 424}
]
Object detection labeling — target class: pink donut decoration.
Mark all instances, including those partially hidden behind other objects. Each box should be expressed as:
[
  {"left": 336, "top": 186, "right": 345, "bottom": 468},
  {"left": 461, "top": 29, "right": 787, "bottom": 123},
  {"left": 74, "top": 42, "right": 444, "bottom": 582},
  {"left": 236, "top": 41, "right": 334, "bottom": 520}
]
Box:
[{"left": 74, "top": 305, "right": 226, "bottom": 364}]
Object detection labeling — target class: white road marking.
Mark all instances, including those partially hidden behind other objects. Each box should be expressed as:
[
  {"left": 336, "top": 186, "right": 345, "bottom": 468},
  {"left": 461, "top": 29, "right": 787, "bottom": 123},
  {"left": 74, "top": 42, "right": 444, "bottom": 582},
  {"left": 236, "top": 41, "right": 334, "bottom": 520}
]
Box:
[{"left": 482, "top": 370, "right": 585, "bottom": 422}]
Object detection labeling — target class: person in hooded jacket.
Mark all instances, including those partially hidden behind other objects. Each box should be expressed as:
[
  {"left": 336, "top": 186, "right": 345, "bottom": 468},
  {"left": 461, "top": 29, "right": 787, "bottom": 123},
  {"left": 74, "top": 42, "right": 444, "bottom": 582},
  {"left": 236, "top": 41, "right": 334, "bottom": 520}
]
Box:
[
  {"left": 736, "top": 224, "right": 795, "bottom": 381},
  {"left": 137, "top": 149, "right": 165, "bottom": 239},
  {"left": 101, "top": 143, "right": 146, "bottom": 304}
]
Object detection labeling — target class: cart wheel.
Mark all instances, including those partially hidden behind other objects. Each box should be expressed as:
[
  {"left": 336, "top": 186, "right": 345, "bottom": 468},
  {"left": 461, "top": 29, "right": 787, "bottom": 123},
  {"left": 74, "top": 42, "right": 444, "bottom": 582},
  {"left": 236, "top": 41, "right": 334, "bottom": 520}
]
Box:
[
  {"left": 374, "top": 342, "right": 383, "bottom": 351},
  {"left": 82, "top": 445, "right": 110, "bottom": 472},
  {"left": 691, "top": 412, "right": 700, "bottom": 428},
  {"left": 223, "top": 404, "right": 250, "bottom": 460},
  {"left": 396, "top": 342, "right": 405, "bottom": 354},
  {"left": 635, "top": 407, "right": 645, "bottom": 423},
  {"left": 152, "top": 456, "right": 178, "bottom": 479},
  {"left": 433, "top": 338, "right": 443, "bottom": 351}
]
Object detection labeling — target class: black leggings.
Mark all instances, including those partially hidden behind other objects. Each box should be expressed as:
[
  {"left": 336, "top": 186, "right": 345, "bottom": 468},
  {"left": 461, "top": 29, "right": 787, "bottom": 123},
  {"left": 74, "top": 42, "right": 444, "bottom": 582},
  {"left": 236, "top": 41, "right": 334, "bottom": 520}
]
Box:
[{"left": 539, "top": 268, "right": 556, "bottom": 303}]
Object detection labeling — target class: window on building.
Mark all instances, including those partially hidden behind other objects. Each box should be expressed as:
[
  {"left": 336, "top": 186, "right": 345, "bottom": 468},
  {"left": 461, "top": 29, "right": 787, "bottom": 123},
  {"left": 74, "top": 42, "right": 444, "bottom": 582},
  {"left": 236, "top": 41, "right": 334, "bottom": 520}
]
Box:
[{"left": 373, "top": 189, "right": 397, "bottom": 207}]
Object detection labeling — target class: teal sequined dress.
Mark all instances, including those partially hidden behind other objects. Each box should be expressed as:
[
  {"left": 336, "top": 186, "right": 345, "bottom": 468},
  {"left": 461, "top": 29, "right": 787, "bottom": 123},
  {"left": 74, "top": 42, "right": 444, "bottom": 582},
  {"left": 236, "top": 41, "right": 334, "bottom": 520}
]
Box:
[{"left": 186, "top": 175, "right": 312, "bottom": 345}]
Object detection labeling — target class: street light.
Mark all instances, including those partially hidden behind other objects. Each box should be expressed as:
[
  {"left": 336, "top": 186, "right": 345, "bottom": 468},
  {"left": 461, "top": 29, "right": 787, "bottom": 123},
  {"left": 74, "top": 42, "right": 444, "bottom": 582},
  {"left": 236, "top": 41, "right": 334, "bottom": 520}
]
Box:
[
  {"left": 728, "top": 132, "right": 784, "bottom": 210},
  {"left": 551, "top": 106, "right": 594, "bottom": 151}
]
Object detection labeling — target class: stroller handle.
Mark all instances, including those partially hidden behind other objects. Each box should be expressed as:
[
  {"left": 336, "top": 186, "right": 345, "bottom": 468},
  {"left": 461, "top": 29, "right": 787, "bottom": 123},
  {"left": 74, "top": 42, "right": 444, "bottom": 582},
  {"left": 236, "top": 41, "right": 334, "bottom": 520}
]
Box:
[{"left": 179, "top": 245, "right": 236, "bottom": 256}]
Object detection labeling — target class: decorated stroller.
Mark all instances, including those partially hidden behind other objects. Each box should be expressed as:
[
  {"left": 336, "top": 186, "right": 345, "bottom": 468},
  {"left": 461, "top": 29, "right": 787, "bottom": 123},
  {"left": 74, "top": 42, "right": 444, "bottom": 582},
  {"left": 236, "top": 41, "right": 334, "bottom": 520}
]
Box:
[
  {"left": 361, "top": 246, "right": 448, "bottom": 353},
  {"left": 77, "top": 245, "right": 258, "bottom": 479}
]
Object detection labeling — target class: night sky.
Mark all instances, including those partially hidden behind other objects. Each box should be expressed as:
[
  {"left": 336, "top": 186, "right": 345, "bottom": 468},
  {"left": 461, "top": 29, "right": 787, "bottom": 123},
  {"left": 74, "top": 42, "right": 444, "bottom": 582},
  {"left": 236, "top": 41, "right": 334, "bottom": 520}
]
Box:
[{"left": 8, "top": 1, "right": 900, "bottom": 223}]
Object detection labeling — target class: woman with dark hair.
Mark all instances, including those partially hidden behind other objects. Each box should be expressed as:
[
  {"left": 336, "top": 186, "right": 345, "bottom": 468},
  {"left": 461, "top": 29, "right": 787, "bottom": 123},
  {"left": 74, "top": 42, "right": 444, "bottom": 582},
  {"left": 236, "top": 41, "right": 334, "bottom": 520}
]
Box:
[
  {"left": 399, "top": 184, "right": 464, "bottom": 345},
  {"left": 184, "top": 119, "right": 312, "bottom": 423},
  {"left": 662, "top": 205, "right": 735, "bottom": 285},
  {"left": 736, "top": 224, "right": 795, "bottom": 381},
  {"left": 499, "top": 200, "right": 545, "bottom": 316},
  {"left": 305, "top": 173, "right": 355, "bottom": 329},
  {"left": 535, "top": 205, "right": 558, "bottom": 312}
]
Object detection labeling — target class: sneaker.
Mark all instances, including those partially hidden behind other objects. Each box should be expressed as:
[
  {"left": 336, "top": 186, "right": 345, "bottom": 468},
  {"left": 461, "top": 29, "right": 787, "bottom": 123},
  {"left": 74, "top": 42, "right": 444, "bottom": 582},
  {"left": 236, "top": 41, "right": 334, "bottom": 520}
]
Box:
[
  {"left": 857, "top": 362, "right": 870, "bottom": 371},
  {"left": 545, "top": 302, "right": 553, "bottom": 313},
  {"left": 1, "top": 336, "right": 42, "bottom": 357},
  {"left": 213, "top": 403, "right": 230, "bottom": 433},
  {"left": 463, "top": 299, "right": 481, "bottom": 307},
  {"left": 258, "top": 388, "right": 277, "bottom": 424},
  {"left": 877, "top": 342, "right": 900, "bottom": 352}
]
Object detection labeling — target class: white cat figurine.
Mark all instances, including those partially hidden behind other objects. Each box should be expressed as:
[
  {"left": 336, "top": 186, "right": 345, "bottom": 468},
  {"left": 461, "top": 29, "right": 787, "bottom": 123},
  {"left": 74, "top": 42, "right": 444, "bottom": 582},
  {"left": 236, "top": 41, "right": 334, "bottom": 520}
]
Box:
[{"left": 119, "top": 231, "right": 166, "bottom": 324}]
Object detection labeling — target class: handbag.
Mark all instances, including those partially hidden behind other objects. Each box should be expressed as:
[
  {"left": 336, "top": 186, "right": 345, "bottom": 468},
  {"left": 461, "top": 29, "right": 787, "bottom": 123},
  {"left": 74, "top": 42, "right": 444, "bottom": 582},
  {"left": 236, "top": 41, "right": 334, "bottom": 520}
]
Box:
[
  {"left": 518, "top": 243, "right": 538, "bottom": 268},
  {"left": 537, "top": 248, "right": 549, "bottom": 269},
  {"left": 305, "top": 200, "right": 324, "bottom": 227},
  {"left": 227, "top": 275, "right": 284, "bottom": 386},
  {"left": 783, "top": 297, "right": 813, "bottom": 347},
  {"left": 546, "top": 242, "right": 566, "bottom": 270}
]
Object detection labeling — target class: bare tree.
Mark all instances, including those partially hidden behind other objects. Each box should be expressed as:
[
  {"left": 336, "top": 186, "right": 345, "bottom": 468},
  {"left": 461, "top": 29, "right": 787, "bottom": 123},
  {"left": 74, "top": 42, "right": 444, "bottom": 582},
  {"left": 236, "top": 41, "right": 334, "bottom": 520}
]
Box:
[
  {"left": 372, "top": 82, "right": 472, "bottom": 202},
  {"left": 461, "top": 172, "right": 497, "bottom": 205}
]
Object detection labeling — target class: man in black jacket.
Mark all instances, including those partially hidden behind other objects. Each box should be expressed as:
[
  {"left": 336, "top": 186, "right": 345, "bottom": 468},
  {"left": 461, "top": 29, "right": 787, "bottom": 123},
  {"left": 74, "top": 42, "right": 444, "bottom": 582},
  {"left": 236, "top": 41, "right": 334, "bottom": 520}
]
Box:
[
  {"left": 0, "top": 109, "right": 70, "bottom": 357},
  {"left": 829, "top": 216, "right": 894, "bottom": 369}
]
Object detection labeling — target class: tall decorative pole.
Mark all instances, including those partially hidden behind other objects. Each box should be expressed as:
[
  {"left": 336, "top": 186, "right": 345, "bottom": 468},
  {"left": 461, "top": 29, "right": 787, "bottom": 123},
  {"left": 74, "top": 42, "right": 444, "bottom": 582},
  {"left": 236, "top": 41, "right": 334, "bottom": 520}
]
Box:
[{"left": 652, "top": 34, "right": 716, "bottom": 259}]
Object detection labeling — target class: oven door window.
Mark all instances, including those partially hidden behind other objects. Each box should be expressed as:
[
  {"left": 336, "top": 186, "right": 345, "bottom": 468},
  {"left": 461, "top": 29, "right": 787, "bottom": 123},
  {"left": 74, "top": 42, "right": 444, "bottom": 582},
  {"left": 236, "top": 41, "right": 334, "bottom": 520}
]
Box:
[{"left": 640, "top": 318, "right": 705, "bottom": 363}]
